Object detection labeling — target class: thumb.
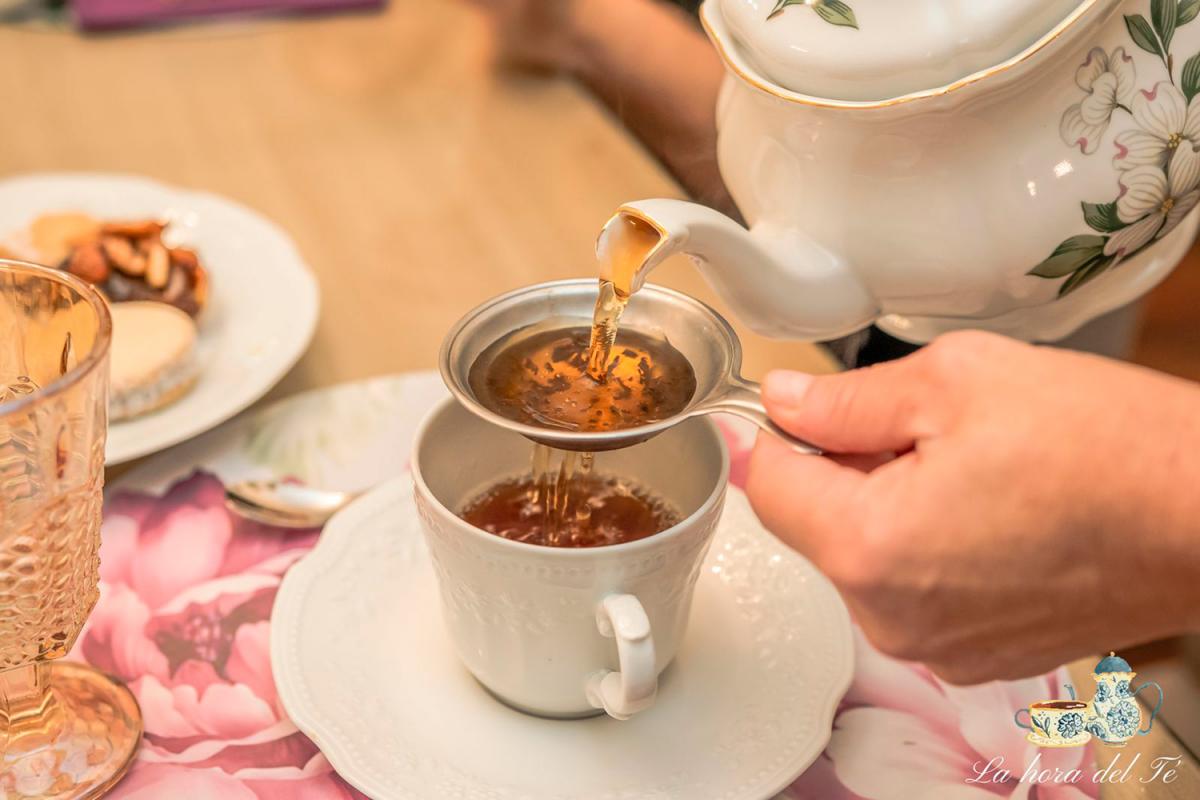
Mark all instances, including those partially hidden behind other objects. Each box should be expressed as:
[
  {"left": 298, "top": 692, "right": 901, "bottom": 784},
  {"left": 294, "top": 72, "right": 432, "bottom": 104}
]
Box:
[
  {"left": 745, "top": 431, "right": 865, "bottom": 562},
  {"left": 762, "top": 358, "right": 933, "bottom": 455}
]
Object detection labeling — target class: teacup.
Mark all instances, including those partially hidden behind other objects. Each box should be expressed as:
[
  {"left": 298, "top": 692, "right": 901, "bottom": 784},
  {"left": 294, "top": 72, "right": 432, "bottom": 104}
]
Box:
[
  {"left": 1014, "top": 700, "right": 1090, "bottom": 746},
  {"left": 411, "top": 397, "right": 728, "bottom": 720}
]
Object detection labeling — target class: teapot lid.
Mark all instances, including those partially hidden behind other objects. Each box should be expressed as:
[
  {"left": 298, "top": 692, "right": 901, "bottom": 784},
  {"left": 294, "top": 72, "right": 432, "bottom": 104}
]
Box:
[
  {"left": 711, "top": 0, "right": 1093, "bottom": 102},
  {"left": 1093, "top": 652, "right": 1133, "bottom": 674}
]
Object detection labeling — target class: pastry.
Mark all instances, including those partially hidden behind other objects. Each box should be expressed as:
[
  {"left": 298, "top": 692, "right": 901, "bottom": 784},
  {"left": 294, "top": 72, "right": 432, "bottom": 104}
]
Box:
[
  {"left": 27, "top": 213, "right": 210, "bottom": 317},
  {"left": 31, "top": 212, "right": 101, "bottom": 266},
  {"left": 108, "top": 301, "right": 199, "bottom": 421}
]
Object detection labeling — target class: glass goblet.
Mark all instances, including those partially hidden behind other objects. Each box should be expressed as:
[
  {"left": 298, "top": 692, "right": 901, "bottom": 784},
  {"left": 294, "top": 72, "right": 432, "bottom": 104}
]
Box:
[{"left": 0, "top": 259, "right": 142, "bottom": 798}]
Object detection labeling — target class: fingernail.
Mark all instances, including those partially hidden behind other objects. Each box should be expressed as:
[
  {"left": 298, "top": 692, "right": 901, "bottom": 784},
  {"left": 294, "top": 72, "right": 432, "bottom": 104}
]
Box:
[{"left": 763, "top": 370, "right": 813, "bottom": 406}]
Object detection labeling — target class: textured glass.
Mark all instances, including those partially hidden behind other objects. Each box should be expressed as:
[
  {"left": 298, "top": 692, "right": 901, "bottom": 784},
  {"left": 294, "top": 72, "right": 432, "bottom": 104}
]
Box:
[{"left": 0, "top": 259, "right": 141, "bottom": 799}]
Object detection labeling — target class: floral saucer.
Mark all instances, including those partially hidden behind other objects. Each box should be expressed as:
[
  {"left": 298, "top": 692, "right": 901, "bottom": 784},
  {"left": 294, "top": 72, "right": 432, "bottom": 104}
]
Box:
[
  {"left": 271, "top": 479, "right": 854, "bottom": 800},
  {"left": 1026, "top": 731, "right": 1092, "bottom": 748}
]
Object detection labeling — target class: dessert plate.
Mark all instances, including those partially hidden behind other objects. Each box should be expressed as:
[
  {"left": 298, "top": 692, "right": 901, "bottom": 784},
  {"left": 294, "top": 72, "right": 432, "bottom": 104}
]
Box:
[
  {"left": 0, "top": 172, "right": 319, "bottom": 464},
  {"left": 272, "top": 479, "right": 854, "bottom": 800}
]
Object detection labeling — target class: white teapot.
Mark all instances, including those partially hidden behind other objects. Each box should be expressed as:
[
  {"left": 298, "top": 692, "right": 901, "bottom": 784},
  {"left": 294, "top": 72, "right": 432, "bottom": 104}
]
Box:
[{"left": 607, "top": 0, "right": 1200, "bottom": 342}]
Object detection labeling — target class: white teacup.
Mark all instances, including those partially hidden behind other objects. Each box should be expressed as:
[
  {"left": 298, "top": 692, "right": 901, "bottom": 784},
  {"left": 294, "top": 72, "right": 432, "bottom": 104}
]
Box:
[{"left": 411, "top": 398, "right": 728, "bottom": 720}]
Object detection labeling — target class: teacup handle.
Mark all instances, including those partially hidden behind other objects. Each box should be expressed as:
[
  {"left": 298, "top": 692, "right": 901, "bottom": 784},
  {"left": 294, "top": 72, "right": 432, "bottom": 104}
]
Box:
[
  {"left": 585, "top": 594, "right": 657, "bottom": 720},
  {"left": 1014, "top": 708, "right": 1034, "bottom": 730}
]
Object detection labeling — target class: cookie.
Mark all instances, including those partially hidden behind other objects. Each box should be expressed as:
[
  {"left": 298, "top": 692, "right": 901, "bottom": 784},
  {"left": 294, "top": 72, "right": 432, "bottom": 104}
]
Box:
[{"left": 108, "top": 301, "right": 199, "bottom": 421}]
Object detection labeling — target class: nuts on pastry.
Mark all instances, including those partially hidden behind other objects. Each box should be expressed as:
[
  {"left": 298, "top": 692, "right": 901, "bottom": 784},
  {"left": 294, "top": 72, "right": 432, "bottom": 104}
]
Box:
[
  {"left": 145, "top": 243, "right": 170, "bottom": 289},
  {"left": 101, "top": 235, "right": 141, "bottom": 275},
  {"left": 101, "top": 220, "right": 165, "bottom": 239},
  {"left": 66, "top": 242, "right": 110, "bottom": 284},
  {"left": 32, "top": 214, "right": 210, "bottom": 318}
]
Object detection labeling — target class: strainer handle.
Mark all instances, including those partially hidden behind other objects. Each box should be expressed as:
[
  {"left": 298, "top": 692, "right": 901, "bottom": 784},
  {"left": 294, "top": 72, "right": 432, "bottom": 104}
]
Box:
[{"left": 705, "top": 378, "right": 823, "bottom": 455}]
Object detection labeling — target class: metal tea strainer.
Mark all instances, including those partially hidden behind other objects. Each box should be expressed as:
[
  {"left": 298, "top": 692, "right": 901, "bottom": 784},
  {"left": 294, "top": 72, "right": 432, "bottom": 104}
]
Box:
[{"left": 439, "top": 279, "right": 819, "bottom": 454}]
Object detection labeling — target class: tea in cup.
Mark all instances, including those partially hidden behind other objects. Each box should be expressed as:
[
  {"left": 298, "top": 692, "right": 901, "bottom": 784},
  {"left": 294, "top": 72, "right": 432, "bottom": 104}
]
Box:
[
  {"left": 1014, "top": 700, "right": 1090, "bottom": 746},
  {"left": 411, "top": 397, "right": 728, "bottom": 720}
]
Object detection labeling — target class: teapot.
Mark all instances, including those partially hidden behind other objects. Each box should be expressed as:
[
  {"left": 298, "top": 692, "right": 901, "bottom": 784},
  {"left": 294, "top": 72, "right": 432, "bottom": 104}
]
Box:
[
  {"left": 1083, "top": 652, "right": 1164, "bottom": 746},
  {"left": 606, "top": 0, "right": 1200, "bottom": 342}
]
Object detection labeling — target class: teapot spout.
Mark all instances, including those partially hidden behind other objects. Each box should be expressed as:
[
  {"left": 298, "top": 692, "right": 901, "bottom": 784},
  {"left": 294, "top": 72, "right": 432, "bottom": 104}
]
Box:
[{"left": 601, "top": 199, "right": 877, "bottom": 340}]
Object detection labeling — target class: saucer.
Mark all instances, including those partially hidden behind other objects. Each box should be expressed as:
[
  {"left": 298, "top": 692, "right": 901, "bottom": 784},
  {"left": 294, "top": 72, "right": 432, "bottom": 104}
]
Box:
[
  {"left": 272, "top": 480, "right": 854, "bottom": 800},
  {"left": 1025, "top": 731, "right": 1092, "bottom": 748}
]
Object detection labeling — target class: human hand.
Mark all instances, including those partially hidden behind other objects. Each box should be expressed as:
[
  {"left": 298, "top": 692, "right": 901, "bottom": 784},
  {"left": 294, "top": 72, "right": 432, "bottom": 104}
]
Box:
[{"left": 746, "top": 331, "right": 1200, "bottom": 684}]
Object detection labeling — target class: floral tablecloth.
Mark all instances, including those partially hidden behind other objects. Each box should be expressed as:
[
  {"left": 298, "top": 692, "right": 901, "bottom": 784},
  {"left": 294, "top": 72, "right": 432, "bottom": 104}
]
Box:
[{"left": 77, "top": 373, "right": 1098, "bottom": 800}]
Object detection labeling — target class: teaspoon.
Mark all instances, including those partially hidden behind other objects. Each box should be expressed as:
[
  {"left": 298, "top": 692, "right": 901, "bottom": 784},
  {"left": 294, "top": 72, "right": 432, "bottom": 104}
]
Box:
[{"left": 224, "top": 479, "right": 362, "bottom": 529}]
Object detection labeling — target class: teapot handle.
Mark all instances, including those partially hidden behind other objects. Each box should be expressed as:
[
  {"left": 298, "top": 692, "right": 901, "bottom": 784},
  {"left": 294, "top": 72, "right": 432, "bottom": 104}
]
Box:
[{"left": 1134, "top": 681, "right": 1165, "bottom": 735}]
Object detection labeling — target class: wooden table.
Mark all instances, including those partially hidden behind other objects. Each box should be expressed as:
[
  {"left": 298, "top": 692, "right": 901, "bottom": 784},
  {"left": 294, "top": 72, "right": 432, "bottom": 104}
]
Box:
[
  {"left": 0, "top": 3, "right": 1194, "bottom": 797},
  {"left": 0, "top": 3, "right": 835, "bottom": 399}
]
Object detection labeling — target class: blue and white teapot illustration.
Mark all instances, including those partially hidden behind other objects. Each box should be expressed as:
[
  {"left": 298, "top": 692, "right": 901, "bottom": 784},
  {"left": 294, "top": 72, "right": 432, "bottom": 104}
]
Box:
[
  {"left": 1014, "top": 653, "right": 1164, "bottom": 748},
  {"left": 1083, "top": 652, "right": 1164, "bottom": 747}
]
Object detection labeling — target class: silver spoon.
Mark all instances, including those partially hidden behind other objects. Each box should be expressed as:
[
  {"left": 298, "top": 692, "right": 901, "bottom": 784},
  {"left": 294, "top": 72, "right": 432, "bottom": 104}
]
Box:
[{"left": 224, "top": 480, "right": 362, "bottom": 529}]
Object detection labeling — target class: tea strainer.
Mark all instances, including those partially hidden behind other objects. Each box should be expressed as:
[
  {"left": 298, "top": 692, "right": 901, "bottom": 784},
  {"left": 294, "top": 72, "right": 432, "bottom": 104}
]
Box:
[{"left": 439, "top": 279, "right": 820, "bottom": 454}]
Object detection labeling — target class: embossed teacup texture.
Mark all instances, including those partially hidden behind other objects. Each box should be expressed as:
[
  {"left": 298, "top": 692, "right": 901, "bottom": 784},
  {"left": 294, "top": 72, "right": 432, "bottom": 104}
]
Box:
[{"left": 411, "top": 399, "right": 728, "bottom": 718}]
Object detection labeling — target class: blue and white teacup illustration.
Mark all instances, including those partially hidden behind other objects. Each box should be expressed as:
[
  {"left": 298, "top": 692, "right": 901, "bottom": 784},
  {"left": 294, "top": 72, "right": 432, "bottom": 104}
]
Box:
[
  {"left": 1014, "top": 685, "right": 1091, "bottom": 748},
  {"left": 1083, "top": 652, "right": 1165, "bottom": 747}
]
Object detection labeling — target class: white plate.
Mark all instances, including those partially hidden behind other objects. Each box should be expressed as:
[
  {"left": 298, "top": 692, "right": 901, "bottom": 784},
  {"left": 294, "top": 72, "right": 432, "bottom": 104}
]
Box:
[
  {"left": 272, "top": 480, "right": 854, "bottom": 800},
  {"left": 0, "top": 172, "right": 319, "bottom": 464}
]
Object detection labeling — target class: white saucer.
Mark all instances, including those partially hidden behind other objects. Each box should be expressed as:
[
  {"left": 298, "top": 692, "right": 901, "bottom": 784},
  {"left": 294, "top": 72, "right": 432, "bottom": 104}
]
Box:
[
  {"left": 1025, "top": 731, "right": 1091, "bottom": 748},
  {"left": 272, "top": 480, "right": 854, "bottom": 800},
  {"left": 0, "top": 173, "right": 319, "bottom": 465}
]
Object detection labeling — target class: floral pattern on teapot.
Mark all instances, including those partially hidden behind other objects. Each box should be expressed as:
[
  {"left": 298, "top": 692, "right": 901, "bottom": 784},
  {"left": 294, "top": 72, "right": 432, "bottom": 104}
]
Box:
[
  {"left": 1031, "top": 1, "right": 1200, "bottom": 297},
  {"left": 1082, "top": 653, "right": 1165, "bottom": 747},
  {"left": 767, "top": 0, "right": 857, "bottom": 28}
]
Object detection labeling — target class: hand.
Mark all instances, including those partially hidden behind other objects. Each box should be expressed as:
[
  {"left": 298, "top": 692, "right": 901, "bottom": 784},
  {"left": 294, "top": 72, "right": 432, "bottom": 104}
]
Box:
[
  {"left": 462, "top": 0, "right": 588, "bottom": 73},
  {"left": 746, "top": 331, "right": 1200, "bottom": 684}
]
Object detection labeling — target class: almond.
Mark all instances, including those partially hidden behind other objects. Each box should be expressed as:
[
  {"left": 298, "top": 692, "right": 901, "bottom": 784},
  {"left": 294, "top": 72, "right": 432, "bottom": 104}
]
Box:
[
  {"left": 101, "top": 220, "right": 165, "bottom": 240},
  {"left": 162, "top": 262, "right": 189, "bottom": 303},
  {"left": 145, "top": 243, "right": 170, "bottom": 289},
  {"left": 101, "top": 235, "right": 137, "bottom": 273},
  {"left": 191, "top": 264, "right": 208, "bottom": 312},
  {"left": 168, "top": 247, "right": 199, "bottom": 272},
  {"left": 65, "top": 243, "right": 110, "bottom": 284}
]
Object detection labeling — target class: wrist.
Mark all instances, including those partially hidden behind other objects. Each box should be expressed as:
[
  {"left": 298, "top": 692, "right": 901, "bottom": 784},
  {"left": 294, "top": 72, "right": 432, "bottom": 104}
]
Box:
[{"left": 1113, "top": 372, "right": 1200, "bottom": 635}]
